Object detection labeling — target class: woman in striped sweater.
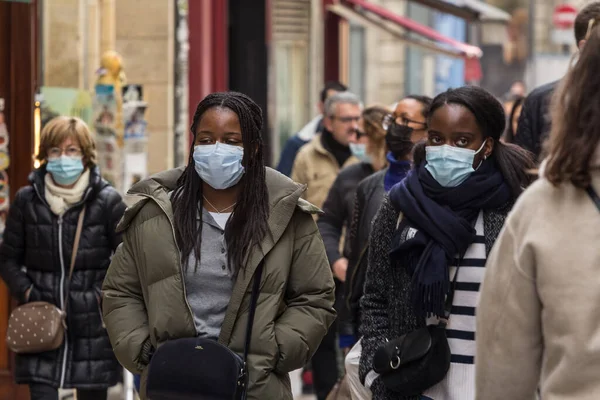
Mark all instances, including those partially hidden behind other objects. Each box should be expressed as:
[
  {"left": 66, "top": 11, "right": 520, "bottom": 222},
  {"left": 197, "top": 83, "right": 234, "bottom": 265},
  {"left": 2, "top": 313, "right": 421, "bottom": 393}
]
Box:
[{"left": 358, "top": 86, "right": 535, "bottom": 400}]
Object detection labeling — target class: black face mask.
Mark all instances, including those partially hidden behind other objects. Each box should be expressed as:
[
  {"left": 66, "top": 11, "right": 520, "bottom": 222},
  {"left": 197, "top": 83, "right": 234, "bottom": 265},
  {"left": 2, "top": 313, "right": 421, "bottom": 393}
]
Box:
[{"left": 386, "top": 123, "right": 415, "bottom": 160}]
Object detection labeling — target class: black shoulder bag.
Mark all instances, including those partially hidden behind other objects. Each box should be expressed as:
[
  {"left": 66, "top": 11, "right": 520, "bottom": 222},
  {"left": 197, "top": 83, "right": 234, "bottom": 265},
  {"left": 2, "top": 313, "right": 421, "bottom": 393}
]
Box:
[
  {"left": 587, "top": 185, "right": 600, "bottom": 212},
  {"left": 146, "top": 262, "right": 264, "bottom": 400},
  {"left": 371, "top": 242, "right": 461, "bottom": 396}
]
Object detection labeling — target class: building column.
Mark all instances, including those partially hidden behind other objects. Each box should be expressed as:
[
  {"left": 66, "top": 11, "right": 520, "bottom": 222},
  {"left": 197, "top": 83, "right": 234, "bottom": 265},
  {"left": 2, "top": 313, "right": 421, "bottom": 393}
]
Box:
[
  {"left": 100, "top": 0, "right": 116, "bottom": 53},
  {"left": 228, "top": 0, "right": 270, "bottom": 163},
  {"left": 0, "top": 1, "right": 38, "bottom": 398},
  {"left": 323, "top": 0, "right": 341, "bottom": 83},
  {"left": 188, "top": 0, "right": 228, "bottom": 132}
]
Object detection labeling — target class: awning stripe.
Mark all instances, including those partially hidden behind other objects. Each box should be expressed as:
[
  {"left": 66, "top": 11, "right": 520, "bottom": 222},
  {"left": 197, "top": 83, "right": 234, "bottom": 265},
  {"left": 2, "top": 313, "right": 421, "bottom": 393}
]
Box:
[{"left": 343, "top": 0, "right": 483, "bottom": 58}]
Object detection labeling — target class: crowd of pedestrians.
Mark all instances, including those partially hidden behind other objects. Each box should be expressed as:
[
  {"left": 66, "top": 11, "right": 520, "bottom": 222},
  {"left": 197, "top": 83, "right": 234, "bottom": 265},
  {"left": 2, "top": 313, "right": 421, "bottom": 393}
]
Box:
[{"left": 0, "top": 2, "right": 599, "bottom": 400}]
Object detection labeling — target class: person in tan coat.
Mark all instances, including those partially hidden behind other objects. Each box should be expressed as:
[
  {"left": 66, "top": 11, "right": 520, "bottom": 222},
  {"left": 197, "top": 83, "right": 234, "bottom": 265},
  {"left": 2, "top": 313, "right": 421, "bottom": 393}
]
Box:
[
  {"left": 476, "top": 21, "right": 600, "bottom": 400},
  {"left": 291, "top": 91, "right": 362, "bottom": 210},
  {"left": 102, "top": 92, "right": 336, "bottom": 399}
]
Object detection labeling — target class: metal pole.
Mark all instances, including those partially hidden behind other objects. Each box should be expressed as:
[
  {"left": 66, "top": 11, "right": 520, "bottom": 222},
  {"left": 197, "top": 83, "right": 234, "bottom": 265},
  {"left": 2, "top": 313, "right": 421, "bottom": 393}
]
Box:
[{"left": 123, "top": 369, "right": 136, "bottom": 400}]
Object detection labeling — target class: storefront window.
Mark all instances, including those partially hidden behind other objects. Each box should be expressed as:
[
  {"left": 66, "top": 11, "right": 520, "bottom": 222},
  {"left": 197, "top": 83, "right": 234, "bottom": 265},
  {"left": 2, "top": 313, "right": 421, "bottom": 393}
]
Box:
[
  {"left": 404, "top": 2, "right": 431, "bottom": 96},
  {"left": 274, "top": 41, "right": 309, "bottom": 150},
  {"left": 349, "top": 23, "right": 366, "bottom": 100}
]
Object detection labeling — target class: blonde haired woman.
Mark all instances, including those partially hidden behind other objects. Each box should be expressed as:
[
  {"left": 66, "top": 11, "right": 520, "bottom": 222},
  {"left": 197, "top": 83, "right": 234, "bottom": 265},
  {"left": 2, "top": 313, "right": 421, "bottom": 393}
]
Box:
[{"left": 0, "top": 116, "right": 126, "bottom": 400}]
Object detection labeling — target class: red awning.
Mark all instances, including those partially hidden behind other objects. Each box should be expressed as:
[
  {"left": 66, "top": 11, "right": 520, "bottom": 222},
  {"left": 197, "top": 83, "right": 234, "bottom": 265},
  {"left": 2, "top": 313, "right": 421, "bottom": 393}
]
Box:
[{"left": 342, "top": 0, "right": 482, "bottom": 58}]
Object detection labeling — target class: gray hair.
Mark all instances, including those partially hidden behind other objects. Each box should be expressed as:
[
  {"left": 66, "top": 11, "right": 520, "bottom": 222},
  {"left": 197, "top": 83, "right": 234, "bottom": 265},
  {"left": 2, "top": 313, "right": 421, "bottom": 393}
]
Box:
[{"left": 323, "top": 91, "right": 363, "bottom": 117}]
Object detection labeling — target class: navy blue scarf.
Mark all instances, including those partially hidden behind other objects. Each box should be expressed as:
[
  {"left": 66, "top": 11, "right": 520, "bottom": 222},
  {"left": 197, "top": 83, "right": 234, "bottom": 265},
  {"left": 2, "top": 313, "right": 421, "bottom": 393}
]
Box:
[
  {"left": 388, "top": 160, "right": 512, "bottom": 317},
  {"left": 384, "top": 152, "right": 411, "bottom": 192}
]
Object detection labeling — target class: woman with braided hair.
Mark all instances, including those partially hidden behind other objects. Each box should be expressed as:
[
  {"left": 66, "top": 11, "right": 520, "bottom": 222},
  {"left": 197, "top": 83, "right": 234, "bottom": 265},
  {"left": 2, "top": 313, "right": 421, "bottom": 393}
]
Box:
[
  {"left": 102, "top": 91, "right": 336, "bottom": 399},
  {"left": 358, "top": 86, "right": 534, "bottom": 400}
]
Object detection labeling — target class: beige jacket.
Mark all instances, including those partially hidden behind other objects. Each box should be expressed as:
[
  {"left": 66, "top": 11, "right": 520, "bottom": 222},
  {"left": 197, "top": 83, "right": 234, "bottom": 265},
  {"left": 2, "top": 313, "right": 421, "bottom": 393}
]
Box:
[
  {"left": 291, "top": 135, "right": 358, "bottom": 210},
  {"left": 476, "top": 150, "right": 600, "bottom": 400}
]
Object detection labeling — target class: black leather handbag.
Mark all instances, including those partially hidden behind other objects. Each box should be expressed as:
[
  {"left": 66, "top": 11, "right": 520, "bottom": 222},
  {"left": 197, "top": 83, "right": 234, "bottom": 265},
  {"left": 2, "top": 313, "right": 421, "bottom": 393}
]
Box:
[
  {"left": 587, "top": 185, "right": 600, "bottom": 212},
  {"left": 146, "top": 262, "right": 264, "bottom": 400},
  {"left": 372, "top": 262, "right": 461, "bottom": 396}
]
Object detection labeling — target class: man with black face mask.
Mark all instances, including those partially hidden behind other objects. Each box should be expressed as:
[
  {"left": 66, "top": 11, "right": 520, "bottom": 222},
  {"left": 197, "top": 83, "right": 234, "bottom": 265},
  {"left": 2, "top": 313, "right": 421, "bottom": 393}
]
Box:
[{"left": 339, "top": 94, "right": 431, "bottom": 398}]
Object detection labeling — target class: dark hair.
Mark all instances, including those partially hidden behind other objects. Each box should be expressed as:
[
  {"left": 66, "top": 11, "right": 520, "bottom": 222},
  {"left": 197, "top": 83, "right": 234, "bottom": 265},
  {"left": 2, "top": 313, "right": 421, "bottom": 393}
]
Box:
[
  {"left": 504, "top": 95, "right": 525, "bottom": 143},
  {"left": 172, "top": 92, "right": 269, "bottom": 275},
  {"left": 404, "top": 94, "right": 433, "bottom": 119},
  {"left": 546, "top": 24, "right": 600, "bottom": 189},
  {"left": 412, "top": 140, "right": 427, "bottom": 166},
  {"left": 320, "top": 81, "right": 348, "bottom": 104},
  {"left": 427, "top": 86, "right": 535, "bottom": 198},
  {"left": 575, "top": 2, "right": 600, "bottom": 43}
]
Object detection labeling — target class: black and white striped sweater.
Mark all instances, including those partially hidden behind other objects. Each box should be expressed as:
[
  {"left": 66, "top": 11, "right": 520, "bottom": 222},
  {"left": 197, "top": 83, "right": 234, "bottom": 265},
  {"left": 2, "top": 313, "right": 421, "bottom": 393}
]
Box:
[{"left": 359, "top": 196, "right": 512, "bottom": 400}]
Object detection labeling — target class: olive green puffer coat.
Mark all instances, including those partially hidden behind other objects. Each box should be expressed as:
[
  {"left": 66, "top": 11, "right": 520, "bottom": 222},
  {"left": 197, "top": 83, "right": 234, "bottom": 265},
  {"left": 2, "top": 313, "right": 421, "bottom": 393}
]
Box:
[{"left": 102, "top": 167, "right": 336, "bottom": 399}]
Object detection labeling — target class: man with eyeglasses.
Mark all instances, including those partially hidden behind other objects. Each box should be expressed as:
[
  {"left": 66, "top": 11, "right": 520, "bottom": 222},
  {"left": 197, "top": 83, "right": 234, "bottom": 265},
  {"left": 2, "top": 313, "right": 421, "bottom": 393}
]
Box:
[
  {"left": 277, "top": 81, "right": 348, "bottom": 177},
  {"left": 291, "top": 90, "right": 362, "bottom": 400},
  {"left": 292, "top": 91, "right": 362, "bottom": 212}
]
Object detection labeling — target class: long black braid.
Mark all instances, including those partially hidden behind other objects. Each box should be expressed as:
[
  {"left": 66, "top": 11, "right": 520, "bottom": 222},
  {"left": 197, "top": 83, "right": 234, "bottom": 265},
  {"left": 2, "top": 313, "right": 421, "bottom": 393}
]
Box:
[{"left": 172, "top": 91, "right": 269, "bottom": 276}]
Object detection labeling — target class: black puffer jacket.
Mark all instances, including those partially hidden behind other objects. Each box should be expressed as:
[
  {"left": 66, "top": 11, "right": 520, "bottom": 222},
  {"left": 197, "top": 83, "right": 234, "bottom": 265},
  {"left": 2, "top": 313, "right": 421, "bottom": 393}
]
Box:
[
  {"left": 317, "top": 162, "right": 374, "bottom": 314},
  {"left": 515, "top": 80, "right": 558, "bottom": 161},
  {"left": 0, "top": 166, "right": 125, "bottom": 389}
]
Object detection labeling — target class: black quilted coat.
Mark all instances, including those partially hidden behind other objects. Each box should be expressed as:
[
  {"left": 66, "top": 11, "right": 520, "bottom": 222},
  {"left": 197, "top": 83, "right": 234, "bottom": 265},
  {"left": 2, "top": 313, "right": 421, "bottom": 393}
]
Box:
[{"left": 0, "top": 166, "right": 126, "bottom": 389}]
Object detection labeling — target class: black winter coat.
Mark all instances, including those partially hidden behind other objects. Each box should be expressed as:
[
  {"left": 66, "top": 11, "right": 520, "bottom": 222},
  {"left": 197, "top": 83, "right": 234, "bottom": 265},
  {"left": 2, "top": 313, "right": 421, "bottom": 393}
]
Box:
[
  {"left": 358, "top": 196, "right": 511, "bottom": 400},
  {"left": 515, "top": 80, "right": 558, "bottom": 161},
  {"left": 0, "top": 166, "right": 126, "bottom": 389},
  {"left": 317, "top": 162, "right": 375, "bottom": 266},
  {"left": 339, "top": 169, "right": 386, "bottom": 338},
  {"left": 317, "top": 162, "right": 374, "bottom": 313}
]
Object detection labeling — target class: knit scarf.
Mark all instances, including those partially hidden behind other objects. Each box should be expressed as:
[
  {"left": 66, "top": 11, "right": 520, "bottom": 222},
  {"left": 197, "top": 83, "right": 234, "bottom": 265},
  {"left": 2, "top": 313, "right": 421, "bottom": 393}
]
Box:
[
  {"left": 384, "top": 152, "right": 411, "bottom": 192},
  {"left": 321, "top": 128, "right": 352, "bottom": 167},
  {"left": 45, "top": 169, "right": 90, "bottom": 216},
  {"left": 388, "top": 160, "right": 511, "bottom": 317}
]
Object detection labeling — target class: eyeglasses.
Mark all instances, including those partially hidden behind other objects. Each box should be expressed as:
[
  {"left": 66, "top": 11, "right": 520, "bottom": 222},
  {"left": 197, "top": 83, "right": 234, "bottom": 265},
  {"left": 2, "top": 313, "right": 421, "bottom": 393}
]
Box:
[
  {"left": 331, "top": 115, "right": 360, "bottom": 124},
  {"left": 48, "top": 146, "right": 83, "bottom": 159},
  {"left": 382, "top": 114, "right": 427, "bottom": 131}
]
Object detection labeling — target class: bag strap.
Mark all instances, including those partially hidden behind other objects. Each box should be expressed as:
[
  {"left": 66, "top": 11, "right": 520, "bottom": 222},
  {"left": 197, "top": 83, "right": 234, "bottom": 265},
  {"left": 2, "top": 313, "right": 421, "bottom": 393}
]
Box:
[
  {"left": 586, "top": 185, "right": 600, "bottom": 212},
  {"left": 63, "top": 206, "right": 86, "bottom": 309},
  {"left": 242, "top": 260, "right": 264, "bottom": 364},
  {"left": 442, "top": 261, "right": 461, "bottom": 322}
]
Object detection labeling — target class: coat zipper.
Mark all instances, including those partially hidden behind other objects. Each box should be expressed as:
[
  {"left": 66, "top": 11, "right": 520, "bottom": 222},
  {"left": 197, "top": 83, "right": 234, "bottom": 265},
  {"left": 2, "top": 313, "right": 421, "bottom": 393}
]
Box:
[
  {"left": 57, "top": 215, "right": 69, "bottom": 388},
  {"left": 32, "top": 182, "right": 92, "bottom": 388},
  {"left": 137, "top": 194, "right": 195, "bottom": 321}
]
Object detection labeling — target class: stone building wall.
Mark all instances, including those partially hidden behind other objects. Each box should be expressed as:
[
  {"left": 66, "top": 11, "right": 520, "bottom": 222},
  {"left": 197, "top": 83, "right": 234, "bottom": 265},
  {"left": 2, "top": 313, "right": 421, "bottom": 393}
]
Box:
[
  {"left": 364, "top": 0, "right": 407, "bottom": 107},
  {"left": 42, "top": 0, "right": 175, "bottom": 175},
  {"left": 115, "top": 0, "right": 175, "bottom": 174}
]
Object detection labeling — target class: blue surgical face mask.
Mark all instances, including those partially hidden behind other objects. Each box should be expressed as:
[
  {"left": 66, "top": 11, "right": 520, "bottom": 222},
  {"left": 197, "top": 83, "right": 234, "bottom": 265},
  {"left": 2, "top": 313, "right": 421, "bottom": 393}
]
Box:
[
  {"left": 350, "top": 142, "right": 372, "bottom": 163},
  {"left": 46, "top": 156, "right": 84, "bottom": 186},
  {"left": 425, "top": 140, "right": 487, "bottom": 187},
  {"left": 193, "top": 142, "right": 245, "bottom": 190}
]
